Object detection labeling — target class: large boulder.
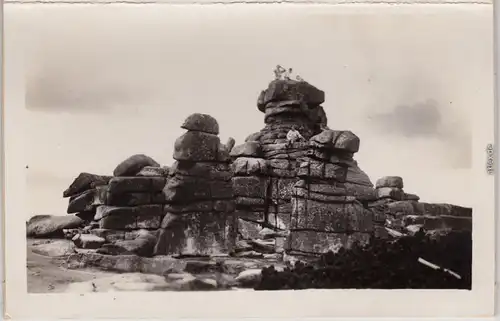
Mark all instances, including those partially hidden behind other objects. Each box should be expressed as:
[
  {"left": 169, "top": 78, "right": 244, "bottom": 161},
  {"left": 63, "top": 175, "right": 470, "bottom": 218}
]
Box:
[
  {"left": 230, "top": 142, "right": 262, "bottom": 158},
  {"left": 173, "top": 131, "right": 221, "bottom": 162},
  {"left": 376, "top": 176, "right": 404, "bottom": 189},
  {"left": 30, "top": 239, "right": 77, "bottom": 257},
  {"left": 27, "top": 215, "right": 85, "bottom": 238},
  {"left": 72, "top": 233, "right": 106, "bottom": 249},
  {"left": 107, "top": 177, "right": 167, "bottom": 194},
  {"left": 63, "top": 173, "right": 112, "bottom": 198},
  {"left": 170, "top": 161, "right": 232, "bottom": 181},
  {"left": 113, "top": 154, "right": 160, "bottom": 177},
  {"left": 261, "top": 79, "right": 325, "bottom": 106},
  {"left": 345, "top": 165, "right": 373, "bottom": 187},
  {"left": 181, "top": 113, "right": 219, "bottom": 135},
  {"left": 97, "top": 230, "right": 158, "bottom": 257}
]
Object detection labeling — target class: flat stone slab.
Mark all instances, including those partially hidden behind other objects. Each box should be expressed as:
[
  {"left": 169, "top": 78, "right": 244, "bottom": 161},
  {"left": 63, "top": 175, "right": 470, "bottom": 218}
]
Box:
[
  {"left": 108, "top": 177, "right": 167, "bottom": 194},
  {"left": 286, "top": 231, "right": 371, "bottom": 255}
]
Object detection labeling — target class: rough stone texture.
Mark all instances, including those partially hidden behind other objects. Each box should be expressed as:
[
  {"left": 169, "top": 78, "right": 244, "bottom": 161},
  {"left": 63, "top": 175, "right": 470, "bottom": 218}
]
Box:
[
  {"left": 72, "top": 233, "right": 106, "bottom": 249},
  {"left": 136, "top": 166, "right": 170, "bottom": 177},
  {"left": 230, "top": 142, "right": 262, "bottom": 158},
  {"left": 232, "top": 176, "right": 268, "bottom": 199},
  {"left": 95, "top": 204, "right": 163, "bottom": 220},
  {"left": 261, "top": 79, "right": 325, "bottom": 107},
  {"left": 113, "top": 154, "right": 160, "bottom": 177},
  {"left": 286, "top": 231, "right": 371, "bottom": 255},
  {"left": 164, "top": 199, "right": 235, "bottom": 214},
  {"left": 232, "top": 157, "right": 268, "bottom": 176},
  {"left": 95, "top": 205, "right": 164, "bottom": 229},
  {"left": 27, "top": 215, "right": 85, "bottom": 238},
  {"left": 90, "top": 228, "right": 159, "bottom": 243},
  {"left": 173, "top": 131, "right": 221, "bottom": 162},
  {"left": 67, "top": 186, "right": 108, "bottom": 213},
  {"left": 344, "top": 183, "right": 377, "bottom": 201},
  {"left": 108, "top": 177, "right": 167, "bottom": 194},
  {"left": 403, "top": 215, "right": 472, "bottom": 232},
  {"left": 31, "top": 239, "right": 77, "bottom": 257},
  {"left": 291, "top": 198, "right": 373, "bottom": 233},
  {"left": 310, "top": 130, "right": 360, "bottom": 153},
  {"left": 345, "top": 165, "right": 373, "bottom": 187},
  {"left": 151, "top": 117, "right": 237, "bottom": 255},
  {"left": 376, "top": 187, "right": 405, "bottom": 200},
  {"left": 181, "top": 113, "right": 219, "bottom": 135},
  {"left": 170, "top": 161, "right": 232, "bottom": 181},
  {"left": 98, "top": 230, "right": 158, "bottom": 257},
  {"left": 154, "top": 212, "right": 237, "bottom": 256},
  {"left": 163, "top": 175, "right": 233, "bottom": 203},
  {"left": 63, "top": 173, "right": 112, "bottom": 198},
  {"left": 106, "top": 191, "right": 167, "bottom": 207},
  {"left": 296, "top": 160, "right": 348, "bottom": 182},
  {"left": 386, "top": 201, "right": 415, "bottom": 217},
  {"left": 376, "top": 176, "right": 404, "bottom": 189},
  {"left": 420, "top": 203, "right": 473, "bottom": 218}
]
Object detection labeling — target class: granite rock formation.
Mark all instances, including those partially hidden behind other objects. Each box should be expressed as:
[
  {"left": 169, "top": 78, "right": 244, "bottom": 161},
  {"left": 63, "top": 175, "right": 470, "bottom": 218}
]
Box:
[
  {"left": 27, "top": 72, "right": 473, "bottom": 262},
  {"left": 154, "top": 114, "right": 237, "bottom": 256},
  {"left": 231, "top": 79, "right": 378, "bottom": 253}
]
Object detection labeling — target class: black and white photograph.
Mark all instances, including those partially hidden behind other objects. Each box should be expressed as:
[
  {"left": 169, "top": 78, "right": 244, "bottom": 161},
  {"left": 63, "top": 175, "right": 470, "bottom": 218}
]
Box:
[{"left": 3, "top": 1, "right": 496, "bottom": 318}]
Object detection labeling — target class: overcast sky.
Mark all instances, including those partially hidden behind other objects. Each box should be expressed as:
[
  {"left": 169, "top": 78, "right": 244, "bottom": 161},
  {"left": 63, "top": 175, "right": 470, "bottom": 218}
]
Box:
[{"left": 6, "top": 4, "right": 492, "bottom": 216}]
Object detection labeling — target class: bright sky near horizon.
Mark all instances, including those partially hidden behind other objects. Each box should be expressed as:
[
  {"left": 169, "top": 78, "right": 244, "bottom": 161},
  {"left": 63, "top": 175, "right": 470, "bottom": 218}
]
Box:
[{"left": 5, "top": 4, "right": 492, "bottom": 217}]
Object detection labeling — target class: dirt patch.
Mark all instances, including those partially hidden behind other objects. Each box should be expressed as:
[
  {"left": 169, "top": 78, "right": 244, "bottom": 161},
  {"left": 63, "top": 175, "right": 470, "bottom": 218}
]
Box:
[{"left": 27, "top": 240, "right": 116, "bottom": 293}]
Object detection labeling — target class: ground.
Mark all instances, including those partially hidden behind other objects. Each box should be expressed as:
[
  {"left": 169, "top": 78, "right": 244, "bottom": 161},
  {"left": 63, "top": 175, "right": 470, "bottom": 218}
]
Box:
[{"left": 27, "top": 239, "right": 116, "bottom": 293}]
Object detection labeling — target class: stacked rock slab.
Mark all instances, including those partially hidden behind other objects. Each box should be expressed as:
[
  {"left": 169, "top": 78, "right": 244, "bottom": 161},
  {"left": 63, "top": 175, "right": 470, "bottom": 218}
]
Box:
[
  {"left": 90, "top": 154, "right": 167, "bottom": 232},
  {"left": 368, "top": 176, "right": 472, "bottom": 234},
  {"left": 287, "top": 130, "right": 376, "bottom": 254},
  {"left": 63, "top": 172, "right": 112, "bottom": 222},
  {"left": 154, "top": 113, "right": 237, "bottom": 256},
  {"left": 233, "top": 79, "right": 378, "bottom": 244},
  {"left": 230, "top": 142, "right": 271, "bottom": 239}
]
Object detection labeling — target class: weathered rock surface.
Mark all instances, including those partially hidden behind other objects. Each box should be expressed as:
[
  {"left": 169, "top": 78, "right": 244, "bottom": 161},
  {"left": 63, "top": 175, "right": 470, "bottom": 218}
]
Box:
[
  {"left": 67, "top": 186, "right": 107, "bottom": 214},
  {"left": 376, "top": 176, "right": 404, "bottom": 189},
  {"left": 155, "top": 212, "right": 236, "bottom": 256},
  {"left": 136, "top": 166, "right": 170, "bottom": 177},
  {"left": 31, "top": 239, "right": 77, "bottom": 256},
  {"left": 154, "top": 113, "right": 237, "bottom": 256},
  {"left": 310, "top": 130, "right": 360, "bottom": 153},
  {"left": 63, "top": 173, "right": 112, "bottom": 198},
  {"left": 173, "top": 131, "right": 221, "bottom": 162},
  {"left": 230, "top": 142, "right": 262, "bottom": 158},
  {"left": 107, "top": 177, "right": 167, "bottom": 194},
  {"left": 113, "top": 154, "right": 160, "bottom": 177},
  {"left": 181, "top": 113, "right": 220, "bottom": 135},
  {"left": 27, "top": 215, "right": 85, "bottom": 238},
  {"left": 98, "top": 230, "right": 158, "bottom": 257},
  {"left": 72, "top": 233, "right": 106, "bottom": 249},
  {"left": 260, "top": 79, "right": 325, "bottom": 107}
]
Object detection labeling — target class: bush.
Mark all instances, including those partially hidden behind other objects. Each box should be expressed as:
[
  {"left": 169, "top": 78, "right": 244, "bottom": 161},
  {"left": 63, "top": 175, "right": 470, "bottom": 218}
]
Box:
[{"left": 255, "top": 230, "right": 471, "bottom": 290}]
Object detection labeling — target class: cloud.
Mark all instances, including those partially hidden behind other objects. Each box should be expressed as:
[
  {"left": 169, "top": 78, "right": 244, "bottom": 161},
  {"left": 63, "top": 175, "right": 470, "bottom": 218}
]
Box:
[
  {"left": 367, "top": 99, "right": 471, "bottom": 168},
  {"left": 369, "top": 99, "right": 443, "bottom": 138}
]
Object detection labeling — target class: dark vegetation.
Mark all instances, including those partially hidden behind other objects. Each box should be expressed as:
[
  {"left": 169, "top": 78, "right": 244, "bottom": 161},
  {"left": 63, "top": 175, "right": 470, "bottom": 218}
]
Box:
[{"left": 256, "top": 230, "right": 472, "bottom": 290}]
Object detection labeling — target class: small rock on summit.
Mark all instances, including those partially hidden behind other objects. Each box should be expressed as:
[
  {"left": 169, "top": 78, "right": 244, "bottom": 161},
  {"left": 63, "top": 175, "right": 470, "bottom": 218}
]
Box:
[{"left": 181, "top": 113, "right": 220, "bottom": 135}]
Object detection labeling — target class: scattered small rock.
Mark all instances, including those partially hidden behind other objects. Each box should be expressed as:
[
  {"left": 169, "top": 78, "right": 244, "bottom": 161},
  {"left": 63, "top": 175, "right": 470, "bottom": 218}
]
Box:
[{"left": 72, "top": 233, "right": 106, "bottom": 249}]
